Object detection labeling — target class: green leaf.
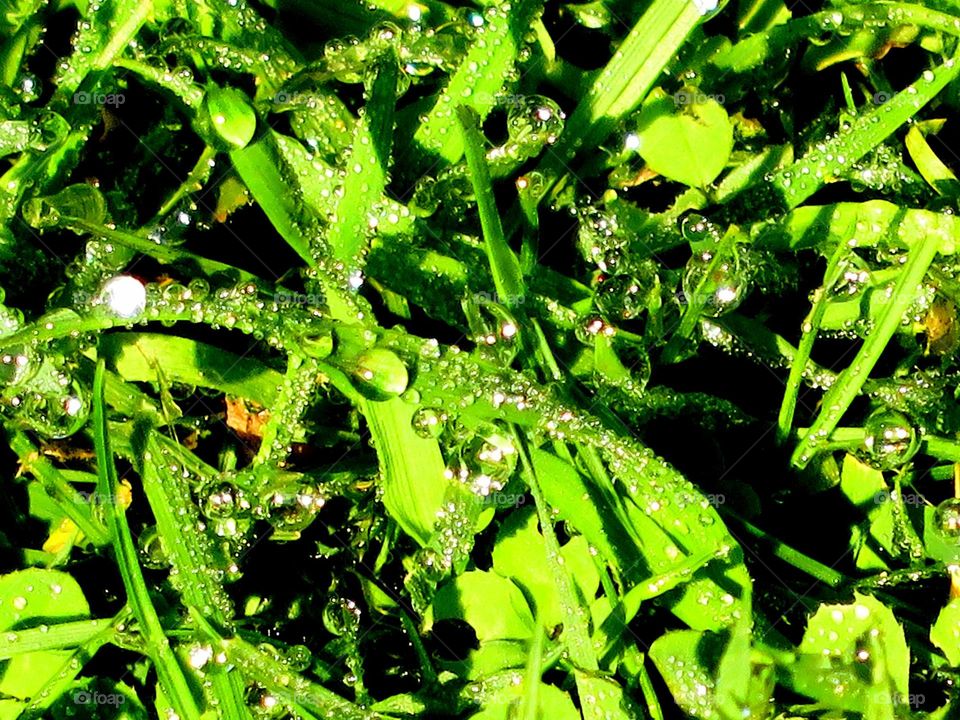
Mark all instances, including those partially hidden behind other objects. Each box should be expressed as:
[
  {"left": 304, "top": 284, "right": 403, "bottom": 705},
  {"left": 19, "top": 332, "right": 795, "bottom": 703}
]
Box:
[
  {"left": 0, "top": 569, "right": 90, "bottom": 719},
  {"left": 931, "top": 598, "right": 960, "bottom": 666},
  {"left": 839, "top": 454, "right": 895, "bottom": 570},
  {"left": 905, "top": 124, "right": 958, "bottom": 193},
  {"left": 714, "top": 618, "right": 775, "bottom": 720},
  {"left": 367, "top": 396, "right": 449, "bottom": 546},
  {"left": 924, "top": 502, "right": 960, "bottom": 565},
  {"left": 468, "top": 681, "right": 580, "bottom": 720},
  {"left": 205, "top": 86, "right": 258, "bottom": 149},
  {"left": 427, "top": 570, "right": 536, "bottom": 643},
  {"left": 789, "top": 593, "right": 909, "bottom": 714},
  {"left": 792, "top": 221, "right": 943, "bottom": 468},
  {"left": 649, "top": 629, "right": 722, "bottom": 720},
  {"left": 634, "top": 88, "right": 733, "bottom": 188},
  {"left": 230, "top": 130, "right": 317, "bottom": 264},
  {"left": 528, "top": 447, "right": 643, "bottom": 582},
  {"left": 327, "top": 54, "right": 397, "bottom": 269},
  {"left": 492, "top": 506, "right": 599, "bottom": 630}
]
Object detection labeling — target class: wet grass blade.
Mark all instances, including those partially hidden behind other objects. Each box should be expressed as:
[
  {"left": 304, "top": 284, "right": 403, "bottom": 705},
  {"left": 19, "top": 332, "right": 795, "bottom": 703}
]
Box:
[
  {"left": 230, "top": 131, "right": 318, "bottom": 265},
  {"left": 515, "top": 433, "right": 596, "bottom": 670},
  {"left": 457, "top": 105, "right": 525, "bottom": 309},
  {"left": 138, "top": 432, "right": 251, "bottom": 718},
  {"left": 328, "top": 54, "right": 398, "bottom": 269},
  {"left": 0, "top": 617, "right": 114, "bottom": 659},
  {"left": 528, "top": 0, "right": 704, "bottom": 204},
  {"left": 414, "top": 0, "right": 542, "bottom": 163},
  {"left": 767, "top": 51, "right": 960, "bottom": 209},
  {"left": 92, "top": 360, "right": 202, "bottom": 720},
  {"left": 777, "top": 241, "right": 848, "bottom": 442},
  {"left": 99, "top": 332, "right": 282, "bottom": 406},
  {"left": 791, "top": 225, "right": 944, "bottom": 467}
]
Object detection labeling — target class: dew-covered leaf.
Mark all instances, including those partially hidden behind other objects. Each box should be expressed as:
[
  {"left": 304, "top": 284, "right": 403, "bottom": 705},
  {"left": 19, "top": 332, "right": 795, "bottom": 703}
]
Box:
[
  {"left": 0, "top": 569, "right": 90, "bottom": 718},
  {"left": 649, "top": 629, "right": 721, "bottom": 720},
  {"left": 414, "top": 0, "right": 543, "bottom": 163},
  {"left": 467, "top": 680, "right": 580, "bottom": 720},
  {"left": 633, "top": 88, "right": 733, "bottom": 188},
  {"left": 789, "top": 593, "right": 909, "bottom": 713},
  {"left": 427, "top": 570, "right": 536, "bottom": 644},
  {"left": 370, "top": 396, "right": 449, "bottom": 546},
  {"left": 931, "top": 598, "right": 960, "bottom": 667},
  {"left": 492, "top": 506, "right": 599, "bottom": 631}
]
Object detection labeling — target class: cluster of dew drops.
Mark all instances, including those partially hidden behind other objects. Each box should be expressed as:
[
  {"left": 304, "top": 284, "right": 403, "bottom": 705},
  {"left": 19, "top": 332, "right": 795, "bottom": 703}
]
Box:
[{"left": 572, "top": 204, "right": 753, "bottom": 372}]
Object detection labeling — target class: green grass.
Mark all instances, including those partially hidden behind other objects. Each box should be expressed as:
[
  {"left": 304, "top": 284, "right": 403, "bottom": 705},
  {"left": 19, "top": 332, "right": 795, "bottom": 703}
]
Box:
[{"left": 2, "top": 0, "right": 960, "bottom": 718}]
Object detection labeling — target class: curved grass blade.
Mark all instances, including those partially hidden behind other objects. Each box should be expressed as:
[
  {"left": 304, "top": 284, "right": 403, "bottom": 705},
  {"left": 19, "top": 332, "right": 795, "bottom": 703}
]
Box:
[
  {"left": 52, "top": 0, "right": 153, "bottom": 101},
  {"left": 253, "top": 355, "right": 319, "bottom": 466},
  {"left": 99, "top": 332, "right": 282, "bottom": 407},
  {"left": 230, "top": 130, "right": 320, "bottom": 265}
]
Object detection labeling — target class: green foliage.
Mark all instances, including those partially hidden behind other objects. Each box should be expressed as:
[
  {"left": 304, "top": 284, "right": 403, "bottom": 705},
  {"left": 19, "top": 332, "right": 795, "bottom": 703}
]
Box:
[
  {"left": 1, "top": 0, "right": 960, "bottom": 718},
  {"left": 633, "top": 89, "right": 733, "bottom": 188}
]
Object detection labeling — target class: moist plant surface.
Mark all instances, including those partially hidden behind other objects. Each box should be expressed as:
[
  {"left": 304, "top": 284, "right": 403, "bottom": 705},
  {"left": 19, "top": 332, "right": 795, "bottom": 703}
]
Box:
[{"left": 3, "top": 0, "right": 960, "bottom": 718}]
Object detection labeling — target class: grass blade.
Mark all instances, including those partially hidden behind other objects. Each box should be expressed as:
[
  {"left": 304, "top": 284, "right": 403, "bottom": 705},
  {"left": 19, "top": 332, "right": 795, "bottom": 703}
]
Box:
[
  {"left": 791, "top": 225, "right": 943, "bottom": 467},
  {"left": 92, "top": 359, "right": 202, "bottom": 720}
]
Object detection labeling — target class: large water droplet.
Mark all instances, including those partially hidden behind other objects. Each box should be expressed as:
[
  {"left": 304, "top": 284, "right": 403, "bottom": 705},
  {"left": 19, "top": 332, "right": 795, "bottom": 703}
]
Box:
[
  {"left": 99, "top": 275, "right": 146, "bottom": 319},
  {"left": 861, "top": 410, "right": 918, "bottom": 470},
  {"left": 933, "top": 498, "right": 960, "bottom": 542},
  {"left": 351, "top": 348, "right": 409, "bottom": 399}
]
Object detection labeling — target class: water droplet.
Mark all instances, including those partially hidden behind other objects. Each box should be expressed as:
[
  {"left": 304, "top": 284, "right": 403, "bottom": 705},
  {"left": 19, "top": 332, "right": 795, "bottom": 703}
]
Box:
[
  {"left": 99, "top": 275, "right": 146, "bottom": 319},
  {"left": 861, "top": 410, "right": 918, "bottom": 470},
  {"left": 412, "top": 406, "right": 446, "bottom": 438},
  {"left": 933, "top": 498, "right": 960, "bottom": 542},
  {"left": 351, "top": 348, "right": 409, "bottom": 399}
]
